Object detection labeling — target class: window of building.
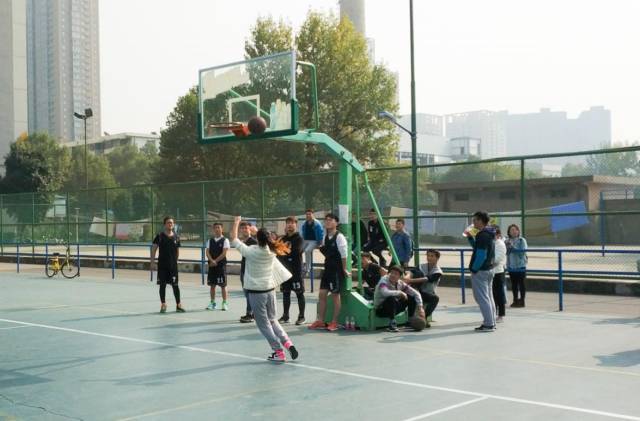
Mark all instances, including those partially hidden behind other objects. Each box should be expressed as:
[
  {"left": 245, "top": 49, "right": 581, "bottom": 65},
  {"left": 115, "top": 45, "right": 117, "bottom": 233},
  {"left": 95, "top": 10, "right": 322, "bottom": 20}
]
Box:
[
  {"left": 499, "top": 191, "right": 516, "bottom": 200},
  {"left": 550, "top": 189, "right": 568, "bottom": 198},
  {"left": 454, "top": 193, "right": 469, "bottom": 201}
]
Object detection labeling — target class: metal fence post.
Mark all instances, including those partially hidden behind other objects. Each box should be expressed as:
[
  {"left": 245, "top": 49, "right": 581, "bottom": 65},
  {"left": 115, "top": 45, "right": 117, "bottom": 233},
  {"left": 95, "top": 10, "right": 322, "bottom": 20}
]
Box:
[
  {"left": 459, "top": 250, "right": 466, "bottom": 304},
  {"left": 520, "top": 159, "right": 526, "bottom": 236},
  {"left": 310, "top": 253, "right": 314, "bottom": 293},
  {"left": 558, "top": 251, "right": 564, "bottom": 312},
  {"left": 149, "top": 244, "right": 153, "bottom": 283},
  {"left": 31, "top": 193, "right": 35, "bottom": 257},
  {"left": 111, "top": 244, "right": 116, "bottom": 279},
  {"left": 76, "top": 243, "right": 81, "bottom": 275},
  {"left": 45, "top": 243, "right": 48, "bottom": 263},
  {"left": 201, "top": 245, "right": 206, "bottom": 286},
  {"left": 16, "top": 243, "right": 20, "bottom": 273},
  {"left": 260, "top": 179, "right": 266, "bottom": 227}
]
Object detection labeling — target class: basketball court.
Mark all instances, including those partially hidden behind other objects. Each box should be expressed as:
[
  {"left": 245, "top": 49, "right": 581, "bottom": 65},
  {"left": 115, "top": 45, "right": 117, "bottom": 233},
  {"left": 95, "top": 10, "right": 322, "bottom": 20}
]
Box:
[{"left": 1, "top": 267, "right": 639, "bottom": 420}]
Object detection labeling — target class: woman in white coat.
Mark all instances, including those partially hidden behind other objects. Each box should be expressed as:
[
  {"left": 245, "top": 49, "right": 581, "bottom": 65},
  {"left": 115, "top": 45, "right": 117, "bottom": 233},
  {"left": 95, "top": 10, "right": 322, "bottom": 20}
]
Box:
[{"left": 230, "top": 216, "right": 299, "bottom": 363}]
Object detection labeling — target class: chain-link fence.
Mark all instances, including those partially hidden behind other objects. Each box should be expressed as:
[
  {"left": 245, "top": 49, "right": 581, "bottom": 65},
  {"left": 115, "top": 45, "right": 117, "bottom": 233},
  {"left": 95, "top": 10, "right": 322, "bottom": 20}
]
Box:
[{"left": 1, "top": 146, "right": 639, "bottom": 278}]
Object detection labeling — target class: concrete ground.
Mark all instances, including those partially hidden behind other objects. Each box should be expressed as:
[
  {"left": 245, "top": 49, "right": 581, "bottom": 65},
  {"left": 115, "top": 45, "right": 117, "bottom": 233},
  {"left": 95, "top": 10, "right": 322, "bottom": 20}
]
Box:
[{"left": 1, "top": 265, "right": 639, "bottom": 420}]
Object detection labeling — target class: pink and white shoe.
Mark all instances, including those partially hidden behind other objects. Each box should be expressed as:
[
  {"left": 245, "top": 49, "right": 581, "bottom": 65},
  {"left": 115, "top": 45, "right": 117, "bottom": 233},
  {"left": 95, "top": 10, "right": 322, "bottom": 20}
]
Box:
[{"left": 267, "top": 349, "right": 286, "bottom": 363}]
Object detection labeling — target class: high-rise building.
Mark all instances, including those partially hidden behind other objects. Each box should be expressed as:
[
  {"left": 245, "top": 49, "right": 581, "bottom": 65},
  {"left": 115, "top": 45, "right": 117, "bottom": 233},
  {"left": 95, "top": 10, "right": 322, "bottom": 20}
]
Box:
[
  {"left": 0, "top": 0, "right": 28, "bottom": 164},
  {"left": 339, "top": 0, "right": 365, "bottom": 34},
  {"left": 396, "top": 114, "right": 451, "bottom": 164},
  {"left": 27, "top": 0, "right": 101, "bottom": 143},
  {"left": 445, "top": 110, "right": 508, "bottom": 159},
  {"left": 506, "top": 106, "right": 611, "bottom": 156}
]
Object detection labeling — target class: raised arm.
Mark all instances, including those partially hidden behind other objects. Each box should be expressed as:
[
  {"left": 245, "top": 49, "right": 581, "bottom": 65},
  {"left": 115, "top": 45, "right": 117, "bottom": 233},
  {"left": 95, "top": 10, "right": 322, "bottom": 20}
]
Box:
[{"left": 230, "top": 216, "right": 241, "bottom": 242}]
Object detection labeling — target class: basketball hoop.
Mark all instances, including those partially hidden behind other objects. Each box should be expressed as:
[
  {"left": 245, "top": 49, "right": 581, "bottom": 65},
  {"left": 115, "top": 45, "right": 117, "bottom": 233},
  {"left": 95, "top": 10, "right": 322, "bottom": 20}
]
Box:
[{"left": 207, "top": 122, "right": 250, "bottom": 138}]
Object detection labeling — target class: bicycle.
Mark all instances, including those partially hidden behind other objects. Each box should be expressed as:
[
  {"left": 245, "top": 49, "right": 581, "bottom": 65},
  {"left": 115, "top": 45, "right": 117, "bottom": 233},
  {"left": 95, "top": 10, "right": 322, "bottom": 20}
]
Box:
[{"left": 45, "top": 244, "right": 79, "bottom": 278}]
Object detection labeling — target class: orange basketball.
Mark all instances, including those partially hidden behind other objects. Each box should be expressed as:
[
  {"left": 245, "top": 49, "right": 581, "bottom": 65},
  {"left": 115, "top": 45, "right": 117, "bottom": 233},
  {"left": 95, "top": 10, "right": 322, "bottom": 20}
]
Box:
[{"left": 248, "top": 117, "right": 267, "bottom": 135}]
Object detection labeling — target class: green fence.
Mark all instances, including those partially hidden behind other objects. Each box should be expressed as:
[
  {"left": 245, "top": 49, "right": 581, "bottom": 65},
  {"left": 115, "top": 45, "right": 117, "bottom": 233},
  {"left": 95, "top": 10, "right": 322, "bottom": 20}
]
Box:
[{"left": 1, "top": 146, "right": 639, "bottom": 276}]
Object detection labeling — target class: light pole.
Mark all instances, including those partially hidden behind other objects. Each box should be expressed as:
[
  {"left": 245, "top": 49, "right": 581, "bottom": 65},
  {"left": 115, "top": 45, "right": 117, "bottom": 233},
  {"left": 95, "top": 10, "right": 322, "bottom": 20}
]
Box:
[
  {"left": 73, "top": 107, "right": 93, "bottom": 190},
  {"left": 379, "top": 0, "right": 420, "bottom": 266}
]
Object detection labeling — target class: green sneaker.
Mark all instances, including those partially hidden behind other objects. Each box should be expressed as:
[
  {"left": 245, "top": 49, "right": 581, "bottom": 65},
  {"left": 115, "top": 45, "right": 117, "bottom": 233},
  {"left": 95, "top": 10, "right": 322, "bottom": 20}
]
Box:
[
  {"left": 206, "top": 302, "right": 216, "bottom": 310},
  {"left": 222, "top": 301, "right": 229, "bottom": 311}
]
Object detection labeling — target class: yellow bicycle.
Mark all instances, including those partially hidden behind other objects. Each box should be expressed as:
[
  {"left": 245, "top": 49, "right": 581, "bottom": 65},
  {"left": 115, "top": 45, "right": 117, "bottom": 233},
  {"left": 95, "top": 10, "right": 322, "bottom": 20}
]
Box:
[{"left": 45, "top": 245, "right": 79, "bottom": 278}]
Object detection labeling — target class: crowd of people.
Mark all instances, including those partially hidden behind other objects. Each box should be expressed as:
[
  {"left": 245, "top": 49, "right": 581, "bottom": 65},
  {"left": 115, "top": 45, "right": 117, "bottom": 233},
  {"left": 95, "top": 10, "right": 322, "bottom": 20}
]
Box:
[{"left": 148, "top": 209, "right": 528, "bottom": 360}]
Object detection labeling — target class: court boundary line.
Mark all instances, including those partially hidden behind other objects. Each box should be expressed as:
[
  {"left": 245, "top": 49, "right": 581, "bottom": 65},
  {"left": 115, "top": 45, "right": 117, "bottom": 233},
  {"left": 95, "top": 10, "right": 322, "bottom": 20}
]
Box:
[
  {"left": 402, "top": 397, "right": 489, "bottom": 421},
  {"left": 1, "top": 318, "right": 639, "bottom": 421}
]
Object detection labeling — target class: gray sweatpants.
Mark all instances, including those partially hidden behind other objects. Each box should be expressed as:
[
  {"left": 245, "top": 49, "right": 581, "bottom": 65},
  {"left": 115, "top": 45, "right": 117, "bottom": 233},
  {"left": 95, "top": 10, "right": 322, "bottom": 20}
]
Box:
[
  {"left": 471, "top": 269, "right": 496, "bottom": 327},
  {"left": 248, "top": 290, "right": 290, "bottom": 352}
]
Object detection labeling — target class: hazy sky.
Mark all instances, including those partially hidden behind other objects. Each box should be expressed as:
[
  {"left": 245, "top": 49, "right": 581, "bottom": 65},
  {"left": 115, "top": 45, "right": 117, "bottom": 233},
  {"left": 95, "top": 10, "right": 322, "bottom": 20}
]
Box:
[{"left": 100, "top": 0, "right": 640, "bottom": 142}]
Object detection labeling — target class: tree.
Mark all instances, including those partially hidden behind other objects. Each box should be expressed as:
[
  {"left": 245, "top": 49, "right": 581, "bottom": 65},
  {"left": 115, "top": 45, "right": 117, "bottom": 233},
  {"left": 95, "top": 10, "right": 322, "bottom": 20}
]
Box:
[
  {"left": 157, "top": 11, "right": 399, "bottom": 186},
  {"left": 107, "top": 144, "right": 157, "bottom": 187},
  {"left": 562, "top": 144, "right": 640, "bottom": 177},
  {"left": 64, "top": 148, "right": 117, "bottom": 191},
  {"left": 1, "top": 133, "right": 71, "bottom": 194},
  {"left": 436, "top": 157, "right": 522, "bottom": 183}
]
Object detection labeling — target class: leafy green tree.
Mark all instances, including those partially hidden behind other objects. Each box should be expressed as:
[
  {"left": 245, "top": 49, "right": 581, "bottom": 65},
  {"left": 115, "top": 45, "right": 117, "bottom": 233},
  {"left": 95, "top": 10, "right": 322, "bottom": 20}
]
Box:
[
  {"left": 436, "top": 157, "right": 522, "bottom": 183},
  {"left": 1, "top": 133, "right": 71, "bottom": 194},
  {"left": 64, "top": 148, "right": 117, "bottom": 191},
  {"left": 562, "top": 144, "right": 639, "bottom": 177},
  {"left": 157, "top": 11, "right": 399, "bottom": 187},
  {"left": 106, "top": 144, "right": 157, "bottom": 187}
]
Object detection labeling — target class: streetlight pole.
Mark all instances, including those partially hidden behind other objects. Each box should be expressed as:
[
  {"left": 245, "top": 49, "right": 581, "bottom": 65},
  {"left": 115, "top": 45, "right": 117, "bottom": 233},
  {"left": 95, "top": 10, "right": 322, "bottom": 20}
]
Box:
[
  {"left": 409, "top": 0, "right": 420, "bottom": 267},
  {"left": 74, "top": 108, "right": 93, "bottom": 190}
]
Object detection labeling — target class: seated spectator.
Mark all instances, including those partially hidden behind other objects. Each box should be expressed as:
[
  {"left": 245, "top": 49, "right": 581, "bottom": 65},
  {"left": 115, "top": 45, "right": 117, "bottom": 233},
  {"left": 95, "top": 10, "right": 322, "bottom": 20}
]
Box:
[
  {"left": 358, "top": 252, "right": 387, "bottom": 299},
  {"left": 373, "top": 265, "right": 424, "bottom": 332},
  {"left": 405, "top": 249, "right": 443, "bottom": 328}
]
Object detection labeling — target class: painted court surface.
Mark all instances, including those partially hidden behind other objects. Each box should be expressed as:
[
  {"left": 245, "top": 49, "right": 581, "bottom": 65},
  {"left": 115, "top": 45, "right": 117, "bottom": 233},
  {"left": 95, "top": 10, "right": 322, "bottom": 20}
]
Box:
[{"left": 1, "top": 265, "right": 639, "bottom": 420}]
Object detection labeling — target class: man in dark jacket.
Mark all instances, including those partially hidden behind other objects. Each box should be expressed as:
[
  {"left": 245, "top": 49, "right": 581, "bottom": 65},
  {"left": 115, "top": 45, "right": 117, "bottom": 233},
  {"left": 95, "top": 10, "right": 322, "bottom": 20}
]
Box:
[
  {"left": 278, "top": 216, "right": 306, "bottom": 325},
  {"left": 466, "top": 211, "right": 497, "bottom": 332},
  {"left": 363, "top": 209, "right": 388, "bottom": 267}
]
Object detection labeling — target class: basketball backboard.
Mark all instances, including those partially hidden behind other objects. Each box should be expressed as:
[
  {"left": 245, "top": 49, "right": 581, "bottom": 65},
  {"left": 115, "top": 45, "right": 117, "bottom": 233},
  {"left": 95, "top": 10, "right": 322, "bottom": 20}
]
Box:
[{"left": 198, "top": 51, "right": 299, "bottom": 144}]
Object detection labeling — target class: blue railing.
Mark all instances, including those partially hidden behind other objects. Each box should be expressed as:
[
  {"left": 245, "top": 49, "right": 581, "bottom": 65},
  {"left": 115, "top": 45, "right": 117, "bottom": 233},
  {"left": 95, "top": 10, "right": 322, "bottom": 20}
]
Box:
[
  {"left": 1, "top": 242, "right": 317, "bottom": 293},
  {"left": 4, "top": 242, "right": 639, "bottom": 311},
  {"left": 416, "top": 246, "right": 640, "bottom": 312}
]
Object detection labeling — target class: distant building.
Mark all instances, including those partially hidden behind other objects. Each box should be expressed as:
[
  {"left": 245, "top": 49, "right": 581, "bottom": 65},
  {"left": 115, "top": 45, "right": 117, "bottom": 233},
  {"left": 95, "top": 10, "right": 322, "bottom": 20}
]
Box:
[
  {"left": 27, "top": 0, "right": 101, "bottom": 143},
  {"left": 428, "top": 175, "right": 640, "bottom": 244},
  {"left": 66, "top": 132, "right": 160, "bottom": 155},
  {"left": 395, "top": 114, "right": 452, "bottom": 164},
  {"left": 339, "top": 0, "right": 365, "bottom": 34},
  {"left": 0, "top": 0, "right": 28, "bottom": 167},
  {"left": 449, "top": 137, "right": 481, "bottom": 161},
  {"left": 445, "top": 110, "right": 508, "bottom": 159},
  {"left": 506, "top": 106, "right": 611, "bottom": 156}
]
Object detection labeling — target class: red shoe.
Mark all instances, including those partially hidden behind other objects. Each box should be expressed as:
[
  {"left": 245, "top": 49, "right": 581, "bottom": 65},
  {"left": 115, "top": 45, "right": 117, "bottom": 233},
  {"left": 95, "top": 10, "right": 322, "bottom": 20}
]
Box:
[
  {"left": 308, "top": 320, "right": 326, "bottom": 330},
  {"left": 326, "top": 322, "right": 339, "bottom": 332}
]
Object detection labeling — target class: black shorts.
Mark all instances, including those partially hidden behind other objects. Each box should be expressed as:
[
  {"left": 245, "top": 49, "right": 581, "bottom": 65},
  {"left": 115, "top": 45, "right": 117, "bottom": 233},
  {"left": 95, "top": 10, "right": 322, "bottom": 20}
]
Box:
[
  {"left": 157, "top": 269, "right": 178, "bottom": 285},
  {"left": 281, "top": 277, "right": 305, "bottom": 293},
  {"left": 207, "top": 265, "right": 227, "bottom": 287},
  {"left": 320, "top": 269, "right": 343, "bottom": 294}
]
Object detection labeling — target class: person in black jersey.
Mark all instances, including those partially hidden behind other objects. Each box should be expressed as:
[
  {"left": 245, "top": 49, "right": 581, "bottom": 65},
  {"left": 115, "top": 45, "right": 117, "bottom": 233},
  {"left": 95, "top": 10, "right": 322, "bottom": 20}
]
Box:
[
  {"left": 239, "top": 221, "right": 258, "bottom": 323},
  {"left": 308, "top": 213, "right": 350, "bottom": 332},
  {"left": 363, "top": 209, "right": 388, "bottom": 267},
  {"left": 359, "top": 251, "right": 387, "bottom": 300},
  {"left": 150, "top": 216, "right": 185, "bottom": 313},
  {"left": 278, "top": 216, "right": 306, "bottom": 325},
  {"left": 205, "top": 222, "right": 230, "bottom": 311}
]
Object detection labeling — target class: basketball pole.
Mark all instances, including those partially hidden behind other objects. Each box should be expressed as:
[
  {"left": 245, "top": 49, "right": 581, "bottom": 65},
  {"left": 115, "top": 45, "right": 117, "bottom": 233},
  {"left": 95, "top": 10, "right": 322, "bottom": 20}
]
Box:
[{"left": 409, "top": 0, "right": 420, "bottom": 267}]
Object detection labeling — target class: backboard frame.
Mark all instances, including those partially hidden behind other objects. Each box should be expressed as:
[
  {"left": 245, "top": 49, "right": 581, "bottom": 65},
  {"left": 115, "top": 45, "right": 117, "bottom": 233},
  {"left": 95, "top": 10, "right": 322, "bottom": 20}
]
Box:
[{"left": 197, "top": 51, "right": 299, "bottom": 145}]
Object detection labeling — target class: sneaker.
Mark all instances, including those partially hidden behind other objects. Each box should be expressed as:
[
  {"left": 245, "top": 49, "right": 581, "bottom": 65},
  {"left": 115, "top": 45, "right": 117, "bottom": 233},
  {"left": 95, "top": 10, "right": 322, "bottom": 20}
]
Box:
[
  {"left": 287, "top": 345, "right": 299, "bottom": 360},
  {"left": 176, "top": 306, "right": 185, "bottom": 313},
  {"left": 239, "top": 314, "right": 254, "bottom": 323},
  {"left": 222, "top": 301, "right": 229, "bottom": 311},
  {"left": 387, "top": 320, "right": 399, "bottom": 332},
  {"left": 326, "top": 322, "right": 339, "bottom": 332},
  {"left": 308, "top": 320, "right": 326, "bottom": 330},
  {"left": 267, "top": 350, "right": 286, "bottom": 363},
  {"left": 496, "top": 316, "right": 504, "bottom": 323},
  {"left": 206, "top": 302, "right": 216, "bottom": 311},
  {"left": 474, "top": 325, "right": 496, "bottom": 332},
  {"left": 278, "top": 316, "right": 290, "bottom": 324},
  {"left": 160, "top": 304, "right": 167, "bottom": 313},
  {"left": 425, "top": 322, "right": 431, "bottom": 329},
  {"left": 295, "top": 316, "right": 306, "bottom": 326}
]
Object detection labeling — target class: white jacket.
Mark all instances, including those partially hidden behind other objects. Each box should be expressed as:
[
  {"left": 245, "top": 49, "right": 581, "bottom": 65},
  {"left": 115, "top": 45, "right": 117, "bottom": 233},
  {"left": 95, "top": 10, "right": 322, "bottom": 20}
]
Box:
[
  {"left": 231, "top": 238, "right": 291, "bottom": 291},
  {"left": 494, "top": 238, "right": 507, "bottom": 274}
]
